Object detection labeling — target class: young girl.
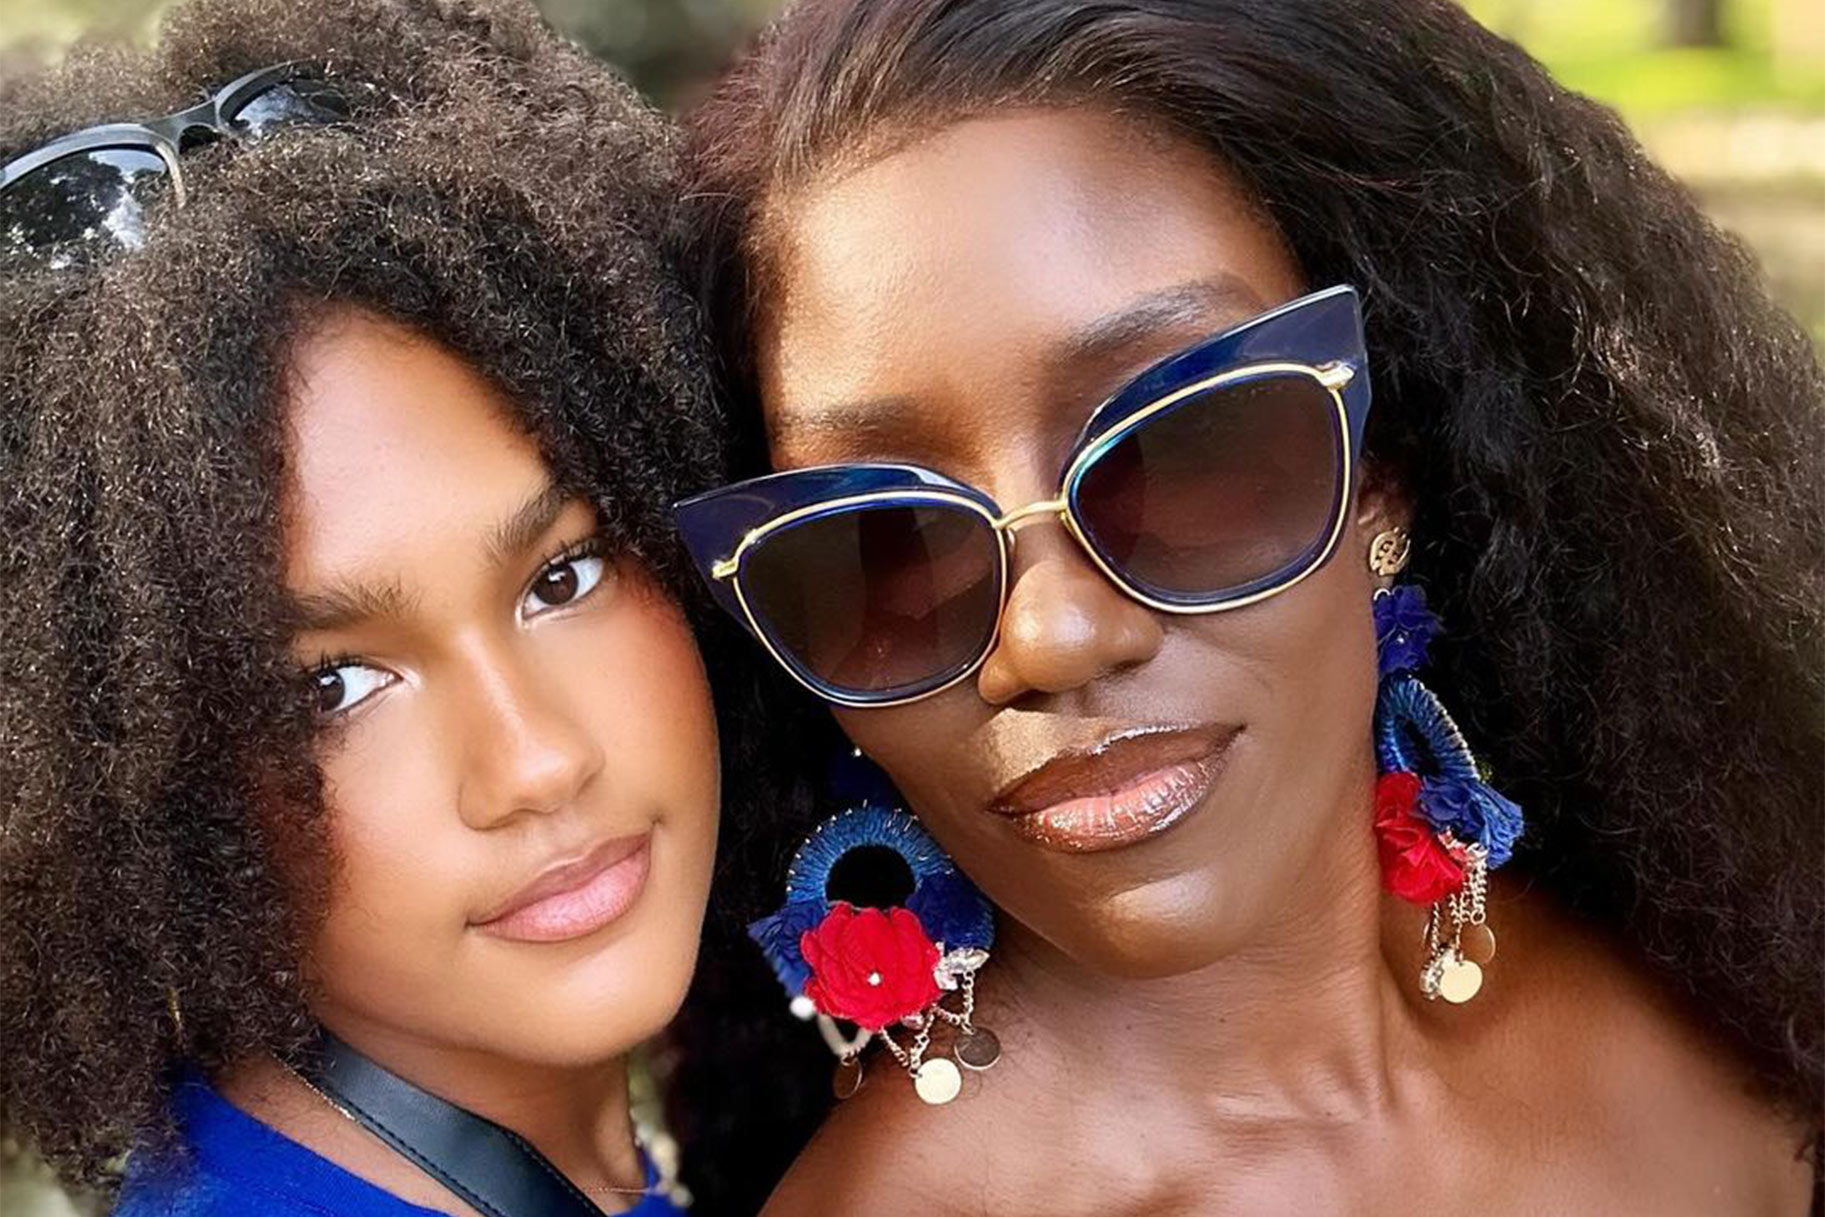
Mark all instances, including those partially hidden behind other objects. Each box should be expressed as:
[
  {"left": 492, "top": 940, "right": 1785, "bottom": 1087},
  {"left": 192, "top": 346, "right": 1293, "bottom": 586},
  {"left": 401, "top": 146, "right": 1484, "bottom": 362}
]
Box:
[{"left": 0, "top": 0, "right": 741, "bottom": 1212}]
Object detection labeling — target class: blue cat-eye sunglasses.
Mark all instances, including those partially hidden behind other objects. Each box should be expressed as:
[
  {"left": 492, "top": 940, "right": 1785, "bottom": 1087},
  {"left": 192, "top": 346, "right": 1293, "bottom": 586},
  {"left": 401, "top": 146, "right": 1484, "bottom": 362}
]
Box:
[{"left": 675, "top": 285, "right": 1372, "bottom": 708}]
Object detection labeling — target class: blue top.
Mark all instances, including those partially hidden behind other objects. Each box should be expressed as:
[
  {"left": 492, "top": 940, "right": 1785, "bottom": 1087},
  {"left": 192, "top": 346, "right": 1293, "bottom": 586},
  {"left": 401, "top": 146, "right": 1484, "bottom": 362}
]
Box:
[{"left": 114, "top": 1078, "right": 687, "bottom": 1217}]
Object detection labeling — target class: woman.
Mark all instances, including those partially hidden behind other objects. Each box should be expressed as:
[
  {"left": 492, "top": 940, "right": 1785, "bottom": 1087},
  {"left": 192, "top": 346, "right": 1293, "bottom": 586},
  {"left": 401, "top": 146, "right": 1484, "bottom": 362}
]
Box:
[
  {"left": 0, "top": 0, "right": 739, "bottom": 1211},
  {"left": 675, "top": 0, "right": 1824, "bottom": 1211}
]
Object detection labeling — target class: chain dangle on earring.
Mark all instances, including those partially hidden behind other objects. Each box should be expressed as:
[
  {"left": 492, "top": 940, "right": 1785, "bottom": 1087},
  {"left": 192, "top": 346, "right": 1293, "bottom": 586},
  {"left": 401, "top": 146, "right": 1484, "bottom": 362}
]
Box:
[
  {"left": 1368, "top": 528, "right": 1524, "bottom": 1004},
  {"left": 1420, "top": 844, "right": 1492, "bottom": 1002}
]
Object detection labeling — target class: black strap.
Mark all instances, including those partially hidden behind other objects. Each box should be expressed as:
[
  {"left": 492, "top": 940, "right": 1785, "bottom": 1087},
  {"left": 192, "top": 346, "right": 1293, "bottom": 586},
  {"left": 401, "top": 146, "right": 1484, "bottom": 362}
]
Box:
[{"left": 298, "top": 1031, "right": 613, "bottom": 1217}]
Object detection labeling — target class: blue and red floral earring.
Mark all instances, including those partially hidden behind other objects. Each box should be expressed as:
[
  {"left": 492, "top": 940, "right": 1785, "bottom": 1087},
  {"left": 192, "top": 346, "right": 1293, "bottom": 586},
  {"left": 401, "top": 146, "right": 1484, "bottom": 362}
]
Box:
[
  {"left": 1368, "top": 528, "right": 1525, "bottom": 1004},
  {"left": 748, "top": 752, "right": 1000, "bottom": 1105}
]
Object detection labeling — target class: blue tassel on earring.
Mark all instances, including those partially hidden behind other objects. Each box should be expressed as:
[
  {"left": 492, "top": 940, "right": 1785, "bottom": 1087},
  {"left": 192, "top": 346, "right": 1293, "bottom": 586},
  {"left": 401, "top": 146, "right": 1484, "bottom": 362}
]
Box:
[
  {"left": 748, "top": 804, "right": 996, "bottom": 1001},
  {"left": 907, "top": 869, "right": 996, "bottom": 950},
  {"left": 1418, "top": 776, "right": 1523, "bottom": 868},
  {"left": 748, "top": 899, "right": 826, "bottom": 997},
  {"left": 1372, "top": 572, "right": 1525, "bottom": 1004},
  {"left": 781, "top": 804, "right": 956, "bottom": 906},
  {"left": 1374, "top": 591, "right": 1525, "bottom": 870},
  {"left": 1373, "top": 584, "right": 1438, "bottom": 678}
]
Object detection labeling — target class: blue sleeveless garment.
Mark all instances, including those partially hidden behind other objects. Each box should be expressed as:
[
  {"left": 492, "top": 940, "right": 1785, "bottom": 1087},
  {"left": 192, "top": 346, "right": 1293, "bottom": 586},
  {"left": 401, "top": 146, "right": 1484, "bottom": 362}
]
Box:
[{"left": 113, "top": 1077, "right": 686, "bottom": 1217}]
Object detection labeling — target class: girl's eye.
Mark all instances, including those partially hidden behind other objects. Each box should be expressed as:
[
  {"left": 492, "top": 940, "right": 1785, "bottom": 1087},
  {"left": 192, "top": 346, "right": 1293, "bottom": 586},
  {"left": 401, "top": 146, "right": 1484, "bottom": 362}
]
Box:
[
  {"left": 313, "top": 661, "right": 396, "bottom": 716},
  {"left": 524, "top": 545, "right": 609, "bottom": 617}
]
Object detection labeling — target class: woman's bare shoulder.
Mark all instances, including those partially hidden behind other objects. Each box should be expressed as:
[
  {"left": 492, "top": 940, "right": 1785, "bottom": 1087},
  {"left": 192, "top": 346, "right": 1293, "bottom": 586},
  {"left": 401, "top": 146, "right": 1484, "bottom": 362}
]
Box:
[
  {"left": 757, "top": 1070, "right": 1013, "bottom": 1217},
  {"left": 1481, "top": 894, "right": 1816, "bottom": 1208}
]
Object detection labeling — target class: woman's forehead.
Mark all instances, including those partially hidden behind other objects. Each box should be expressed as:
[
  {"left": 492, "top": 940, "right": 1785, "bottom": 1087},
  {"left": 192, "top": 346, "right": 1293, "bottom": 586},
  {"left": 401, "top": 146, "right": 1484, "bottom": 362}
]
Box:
[{"left": 758, "top": 110, "right": 1302, "bottom": 454}]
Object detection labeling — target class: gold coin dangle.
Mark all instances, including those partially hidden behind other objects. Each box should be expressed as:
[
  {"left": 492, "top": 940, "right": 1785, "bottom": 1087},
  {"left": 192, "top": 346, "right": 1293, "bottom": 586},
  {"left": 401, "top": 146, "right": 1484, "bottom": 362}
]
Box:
[
  {"left": 954, "top": 1026, "right": 1001, "bottom": 1071},
  {"left": 913, "top": 1057, "right": 963, "bottom": 1105},
  {"left": 1436, "top": 954, "right": 1484, "bottom": 1004}
]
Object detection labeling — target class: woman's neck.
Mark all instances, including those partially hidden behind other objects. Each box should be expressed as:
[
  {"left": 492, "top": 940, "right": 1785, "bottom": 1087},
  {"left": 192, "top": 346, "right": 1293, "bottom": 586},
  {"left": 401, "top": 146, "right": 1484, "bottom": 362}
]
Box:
[
  {"left": 219, "top": 1025, "right": 648, "bottom": 1214},
  {"left": 981, "top": 827, "right": 1442, "bottom": 1126}
]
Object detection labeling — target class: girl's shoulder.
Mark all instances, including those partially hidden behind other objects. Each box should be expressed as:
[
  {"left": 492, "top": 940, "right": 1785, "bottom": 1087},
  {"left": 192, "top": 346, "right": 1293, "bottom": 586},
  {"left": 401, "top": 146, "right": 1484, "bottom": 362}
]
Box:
[
  {"left": 112, "top": 1078, "right": 447, "bottom": 1217},
  {"left": 115, "top": 1077, "right": 692, "bottom": 1217},
  {"left": 112, "top": 1166, "right": 293, "bottom": 1217}
]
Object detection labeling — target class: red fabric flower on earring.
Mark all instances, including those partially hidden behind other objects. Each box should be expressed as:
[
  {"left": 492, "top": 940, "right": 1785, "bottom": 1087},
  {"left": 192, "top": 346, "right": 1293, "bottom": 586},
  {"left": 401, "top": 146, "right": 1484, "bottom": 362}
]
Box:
[
  {"left": 1374, "top": 771, "right": 1465, "bottom": 904},
  {"left": 800, "top": 903, "right": 941, "bottom": 1031}
]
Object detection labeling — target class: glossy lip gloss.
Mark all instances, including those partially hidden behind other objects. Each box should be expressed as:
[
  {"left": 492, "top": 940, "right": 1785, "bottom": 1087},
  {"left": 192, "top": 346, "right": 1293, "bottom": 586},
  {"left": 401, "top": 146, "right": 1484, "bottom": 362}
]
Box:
[{"left": 991, "top": 726, "right": 1239, "bottom": 853}]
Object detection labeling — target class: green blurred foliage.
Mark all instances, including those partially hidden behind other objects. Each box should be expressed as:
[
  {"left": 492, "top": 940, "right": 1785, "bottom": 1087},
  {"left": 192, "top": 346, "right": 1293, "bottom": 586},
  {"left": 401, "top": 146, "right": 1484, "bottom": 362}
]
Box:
[
  {"left": 1462, "top": 0, "right": 1825, "bottom": 119},
  {"left": 1457, "top": 0, "right": 1824, "bottom": 343},
  {"left": 0, "top": 0, "right": 165, "bottom": 46},
  {"left": 537, "top": 0, "right": 777, "bottom": 105},
  {"left": 3, "top": 0, "right": 1820, "bottom": 114},
  {"left": 0, "top": 0, "right": 778, "bottom": 102}
]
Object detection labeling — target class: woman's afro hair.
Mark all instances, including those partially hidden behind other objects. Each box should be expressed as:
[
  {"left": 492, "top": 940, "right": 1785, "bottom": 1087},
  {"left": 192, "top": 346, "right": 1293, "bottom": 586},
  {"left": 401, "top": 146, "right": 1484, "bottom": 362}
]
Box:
[{"left": 669, "top": 0, "right": 1825, "bottom": 1209}]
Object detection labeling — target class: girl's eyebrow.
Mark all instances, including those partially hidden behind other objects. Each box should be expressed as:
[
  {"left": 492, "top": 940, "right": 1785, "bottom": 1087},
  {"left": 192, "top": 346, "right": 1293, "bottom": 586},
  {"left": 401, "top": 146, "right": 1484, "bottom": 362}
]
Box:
[
  {"left": 483, "top": 480, "right": 574, "bottom": 570},
  {"left": 288, "top": 481, "right": 577, "bottom": 633},
  {"left": 289, "top": 576, "right": 419, "bottom": 633}
]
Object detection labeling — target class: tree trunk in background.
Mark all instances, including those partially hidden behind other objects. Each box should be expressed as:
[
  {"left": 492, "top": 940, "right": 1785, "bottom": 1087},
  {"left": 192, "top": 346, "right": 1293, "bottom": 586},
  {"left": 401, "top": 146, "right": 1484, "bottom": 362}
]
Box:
[{"left": 1667, "top": 0, "right": 1725, "bottom": 46}]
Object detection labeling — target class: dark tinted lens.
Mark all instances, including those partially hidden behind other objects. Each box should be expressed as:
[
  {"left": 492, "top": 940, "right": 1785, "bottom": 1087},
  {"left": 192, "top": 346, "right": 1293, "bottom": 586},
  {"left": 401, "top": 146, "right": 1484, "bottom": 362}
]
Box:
[
  {"left": 1073, "top": 371, "right": 1343, "bottom": 600},
  {"left": 741, "top": 500, "right": 1002, "bottom": 698},
  {"left": 228, "top": 78, "right": 349, "bottom": 136},
  {"left": 0, "top": 146, "right": 169, "bottom": 266}
]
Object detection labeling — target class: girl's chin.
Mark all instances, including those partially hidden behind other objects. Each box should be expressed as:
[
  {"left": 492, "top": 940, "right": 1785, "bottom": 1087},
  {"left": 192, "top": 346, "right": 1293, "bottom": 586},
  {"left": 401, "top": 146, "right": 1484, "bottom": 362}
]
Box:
[{"left": 480, "top": 953, "right": 696, "bottom": 1059}]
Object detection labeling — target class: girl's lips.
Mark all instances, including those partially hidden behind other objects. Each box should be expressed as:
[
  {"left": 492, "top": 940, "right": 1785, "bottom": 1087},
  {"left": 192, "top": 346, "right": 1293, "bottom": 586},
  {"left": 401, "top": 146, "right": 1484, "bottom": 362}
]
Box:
[
  {"left": 472, "top": 834, "right": 651, "bottom": 944},
  {"left": 990, "top": 726, "right": 1238, "bottom": 853}
]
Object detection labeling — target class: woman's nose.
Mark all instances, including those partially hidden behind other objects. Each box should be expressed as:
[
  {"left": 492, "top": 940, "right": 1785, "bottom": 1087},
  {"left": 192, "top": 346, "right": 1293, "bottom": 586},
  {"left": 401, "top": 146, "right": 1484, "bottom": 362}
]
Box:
[{"left": 975, "top": 522, "right": 1163, "bottom": 705}]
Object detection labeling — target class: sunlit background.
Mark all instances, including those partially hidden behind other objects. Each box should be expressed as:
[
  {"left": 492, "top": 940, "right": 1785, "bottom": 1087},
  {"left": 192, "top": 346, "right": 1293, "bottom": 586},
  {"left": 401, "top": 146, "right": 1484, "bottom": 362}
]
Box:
[
  {"left": 1, "top": 0, "right": 1821, "bottom": 1210},
  {"left": 2, "top": 0, "right": 1821, "bottom": 341}
]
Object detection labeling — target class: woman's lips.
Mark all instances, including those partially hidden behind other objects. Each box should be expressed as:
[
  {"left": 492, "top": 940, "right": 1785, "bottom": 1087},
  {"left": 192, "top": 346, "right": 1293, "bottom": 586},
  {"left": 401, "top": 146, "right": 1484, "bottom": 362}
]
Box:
[
  {"left": 989, "top": 726, "right": 1238, "bottom": 853},
  {"left": 472, "top": 834, "right": 651, "bottom": 944}
]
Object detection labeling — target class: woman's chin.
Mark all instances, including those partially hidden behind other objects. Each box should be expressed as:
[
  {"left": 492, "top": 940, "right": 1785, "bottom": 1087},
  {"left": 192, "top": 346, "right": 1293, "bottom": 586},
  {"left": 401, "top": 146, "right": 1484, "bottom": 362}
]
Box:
[{"left": 1011, "top": 871, "right": 1259, "bottom": 981}]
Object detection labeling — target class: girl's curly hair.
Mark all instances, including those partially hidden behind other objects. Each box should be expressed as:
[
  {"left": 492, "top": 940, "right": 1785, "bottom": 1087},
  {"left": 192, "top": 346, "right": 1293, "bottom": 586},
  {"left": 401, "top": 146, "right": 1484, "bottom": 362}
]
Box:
[
  {"left": 670, "top": 0, "right": 1825, "bottom": 1209},
  {"left": 0, "top": 0, "right": 746, "bottom": 1191}
]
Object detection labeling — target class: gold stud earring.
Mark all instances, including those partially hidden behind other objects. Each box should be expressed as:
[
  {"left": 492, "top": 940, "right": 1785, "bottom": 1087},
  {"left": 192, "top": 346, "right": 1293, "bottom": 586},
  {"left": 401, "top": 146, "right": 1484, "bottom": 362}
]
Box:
[{"left": 1368, "top": 527, "right": 1412, "bottom": 578}]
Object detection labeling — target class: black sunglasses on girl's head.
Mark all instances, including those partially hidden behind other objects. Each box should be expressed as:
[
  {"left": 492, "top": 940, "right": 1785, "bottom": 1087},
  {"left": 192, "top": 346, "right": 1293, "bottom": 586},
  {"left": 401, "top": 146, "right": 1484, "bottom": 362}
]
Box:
[{"left": 0, "top": 62, "right": 349, "bottom": 268}]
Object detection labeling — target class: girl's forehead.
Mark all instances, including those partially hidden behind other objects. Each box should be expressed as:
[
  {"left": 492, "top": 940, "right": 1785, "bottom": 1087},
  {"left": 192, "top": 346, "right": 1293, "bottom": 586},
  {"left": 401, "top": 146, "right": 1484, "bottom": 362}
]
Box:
[{"left": 280, "top": 313, "right": 555, "bottom": 593}]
